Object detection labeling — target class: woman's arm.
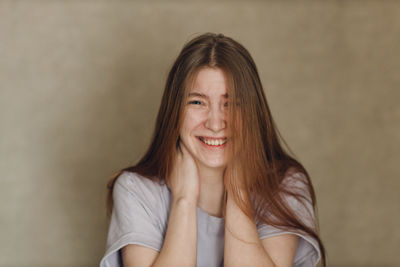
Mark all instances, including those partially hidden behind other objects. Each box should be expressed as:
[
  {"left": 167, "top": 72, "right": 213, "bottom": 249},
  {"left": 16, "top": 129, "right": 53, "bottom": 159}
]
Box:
[
  {"left": 152, "top": 197, "right": 197, "bottom": 266},
  {"left": 122, "top": 142, "right": 199, "bottom": 267},
  {"left": 224, "top": 193, "right": 298, "bottom": 267}
]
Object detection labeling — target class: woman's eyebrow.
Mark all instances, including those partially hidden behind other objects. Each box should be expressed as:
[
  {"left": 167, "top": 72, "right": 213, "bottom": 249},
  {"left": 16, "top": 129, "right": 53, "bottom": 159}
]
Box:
[
  {"left": 188, "top": 92, "right": 229, "bottom": 98},
  {"left": 188, "top": 92, "right": 207, "bottom": 98},
  {"left": 189, "top": 92, "right": 208, "bottom": 98}
]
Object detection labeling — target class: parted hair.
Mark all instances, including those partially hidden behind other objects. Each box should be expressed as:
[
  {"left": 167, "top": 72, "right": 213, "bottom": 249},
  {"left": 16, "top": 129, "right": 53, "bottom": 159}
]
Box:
[{"left": 106, "top": 33, "right": 326, "bottom": 266}]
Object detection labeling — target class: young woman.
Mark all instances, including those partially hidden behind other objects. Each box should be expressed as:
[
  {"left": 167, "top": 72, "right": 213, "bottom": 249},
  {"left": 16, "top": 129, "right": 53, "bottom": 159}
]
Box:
[{"left": 100, "top": 33, "right": 326, "bottom": 267}]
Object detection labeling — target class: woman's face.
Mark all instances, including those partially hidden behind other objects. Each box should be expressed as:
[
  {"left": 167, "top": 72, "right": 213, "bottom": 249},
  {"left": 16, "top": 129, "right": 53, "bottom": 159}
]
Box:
[{"left": 179, "top": 67, "right": 230, "bottom": 170}]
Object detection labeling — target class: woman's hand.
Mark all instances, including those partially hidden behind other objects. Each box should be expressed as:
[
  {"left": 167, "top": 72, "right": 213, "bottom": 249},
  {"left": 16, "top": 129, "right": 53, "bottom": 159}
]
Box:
[{"left": 169, "top": 140, "right": 200, "bottom": 204}]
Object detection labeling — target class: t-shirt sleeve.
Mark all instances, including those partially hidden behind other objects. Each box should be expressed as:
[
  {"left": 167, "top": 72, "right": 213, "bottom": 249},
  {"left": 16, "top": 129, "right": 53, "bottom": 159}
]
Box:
[
  {"left": 100, "top": 172, "right": 163, "bottom": 267},
  {"left": 257, "top": 171, "right": 321, "bottom": 267}
]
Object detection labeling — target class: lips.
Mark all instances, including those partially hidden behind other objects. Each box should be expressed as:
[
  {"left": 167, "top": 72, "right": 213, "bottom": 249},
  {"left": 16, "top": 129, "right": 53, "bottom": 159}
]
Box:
[{"left": 198, "top": 136, "right": 227, "bottom": 146}]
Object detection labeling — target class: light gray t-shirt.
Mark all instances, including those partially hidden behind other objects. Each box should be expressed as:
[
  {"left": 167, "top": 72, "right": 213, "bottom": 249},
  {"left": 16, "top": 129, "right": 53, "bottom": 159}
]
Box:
[{"left": 100, "top": 170, "right": 321, "bottom": 267}]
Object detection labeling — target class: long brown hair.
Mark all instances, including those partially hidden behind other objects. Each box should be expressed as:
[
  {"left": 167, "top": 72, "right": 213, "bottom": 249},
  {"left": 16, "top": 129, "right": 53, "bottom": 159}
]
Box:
[{"left": 106, "top": 33, "right": 326, "bottom": 266}]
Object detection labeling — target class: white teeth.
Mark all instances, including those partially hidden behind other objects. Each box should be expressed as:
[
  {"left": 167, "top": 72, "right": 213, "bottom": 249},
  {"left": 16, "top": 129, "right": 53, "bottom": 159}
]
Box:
[{"left": 200, "top": 137, "right": 227, "bottom": 146}]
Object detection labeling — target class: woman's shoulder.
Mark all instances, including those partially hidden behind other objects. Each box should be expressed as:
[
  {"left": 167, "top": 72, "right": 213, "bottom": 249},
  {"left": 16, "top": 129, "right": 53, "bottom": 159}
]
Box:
[
  {"left": 115, "top": 171, "right": 166, "bottom": 189},
  {"left": 114, "top": 171, "right": 170, "bottom": 204},
  {"left": 281, "top": 167, "right": 310, "bottom": 190}
]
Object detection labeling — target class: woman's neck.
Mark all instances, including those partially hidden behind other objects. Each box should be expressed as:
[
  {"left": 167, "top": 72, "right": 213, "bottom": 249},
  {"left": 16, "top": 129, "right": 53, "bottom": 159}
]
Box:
[{"left": 197, "top": 165, "right": 225, "bottom": 218}]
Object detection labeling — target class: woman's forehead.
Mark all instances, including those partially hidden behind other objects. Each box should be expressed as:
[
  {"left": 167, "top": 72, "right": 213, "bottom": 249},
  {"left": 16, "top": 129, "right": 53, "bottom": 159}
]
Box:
[{"left": 189, "top": 67, "right": 230, "bottom": 96}]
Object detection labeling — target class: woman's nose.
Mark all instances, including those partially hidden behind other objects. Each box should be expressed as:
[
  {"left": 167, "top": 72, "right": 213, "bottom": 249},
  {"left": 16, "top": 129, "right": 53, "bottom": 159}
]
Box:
[{"left": 205, "top": 106, "right": 226, "bottom": 132}]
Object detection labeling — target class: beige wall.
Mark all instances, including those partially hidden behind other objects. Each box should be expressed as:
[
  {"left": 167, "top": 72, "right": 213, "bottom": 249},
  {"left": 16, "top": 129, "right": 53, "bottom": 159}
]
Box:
[{"left": 1, "top": 1, "right": 399, "bottom": 266}]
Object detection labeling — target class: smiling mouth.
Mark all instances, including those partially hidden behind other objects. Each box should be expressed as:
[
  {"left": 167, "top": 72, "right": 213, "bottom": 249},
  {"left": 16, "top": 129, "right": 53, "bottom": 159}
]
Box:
[{"left": 198, "top": 137, "right": 228, "bottom": 146}]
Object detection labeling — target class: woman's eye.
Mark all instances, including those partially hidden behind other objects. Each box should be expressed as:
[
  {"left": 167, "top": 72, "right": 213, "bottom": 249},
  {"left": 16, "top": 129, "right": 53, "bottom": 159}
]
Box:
[{"left": 189, "top": 100, "right": 202, "bottom": 105}]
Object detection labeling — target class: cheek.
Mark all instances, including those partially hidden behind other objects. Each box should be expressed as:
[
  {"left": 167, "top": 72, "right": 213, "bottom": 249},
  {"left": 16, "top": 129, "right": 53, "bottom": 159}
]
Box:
[
  {"left": 180, "top": 119, "right": 195, "bottom": 139},
  {"left": 181, "top": 111, "right": 205, "bottom": 133}
]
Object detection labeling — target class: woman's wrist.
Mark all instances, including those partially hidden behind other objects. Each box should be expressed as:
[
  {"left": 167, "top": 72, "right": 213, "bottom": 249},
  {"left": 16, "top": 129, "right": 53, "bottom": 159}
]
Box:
[{"left": 172, "top": 195, "right": 198, "bottom": 208}]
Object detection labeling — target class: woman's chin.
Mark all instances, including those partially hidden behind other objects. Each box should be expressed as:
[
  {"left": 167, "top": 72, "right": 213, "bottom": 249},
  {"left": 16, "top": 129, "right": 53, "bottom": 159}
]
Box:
[{"left": 198, "top": 159, "right": 227, "bottom": 170}]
